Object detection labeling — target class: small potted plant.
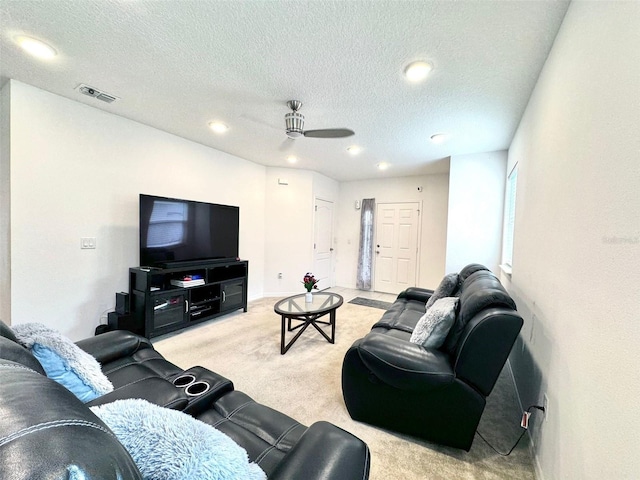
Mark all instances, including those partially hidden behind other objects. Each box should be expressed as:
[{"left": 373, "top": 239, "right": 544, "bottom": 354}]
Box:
[{"left": 302, "top": 272, "right": 319, "bottom": 302}]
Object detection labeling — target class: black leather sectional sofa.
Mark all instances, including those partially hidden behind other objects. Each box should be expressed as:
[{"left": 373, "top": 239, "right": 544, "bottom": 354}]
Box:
[
  {"left": 342, "top": 264, "right": 523, "bottom": 451},
  {"left": 0, "top": 320, "right": 370, "bottom": 479}
]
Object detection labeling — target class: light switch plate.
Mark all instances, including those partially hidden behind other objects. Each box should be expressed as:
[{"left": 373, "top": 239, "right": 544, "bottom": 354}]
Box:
[{"left": 81, "top": 237, "right": 96, "bottom": 249}]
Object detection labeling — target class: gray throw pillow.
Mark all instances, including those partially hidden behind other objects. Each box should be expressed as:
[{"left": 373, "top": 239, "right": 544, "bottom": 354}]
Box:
[
  {"left": 425, "top": 273, "right": 460, "bottom": 310},
  {"left": 410, "top": 297, "right": 459, "bottom": 349}
]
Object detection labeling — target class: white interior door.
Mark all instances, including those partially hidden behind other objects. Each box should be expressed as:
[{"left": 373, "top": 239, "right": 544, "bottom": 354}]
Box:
[
  {"left": 313, "top": 198, "right": 334, "bottom": 288},
  {"left": 374, "top": 202, "right": 420, "bottom": 294}
]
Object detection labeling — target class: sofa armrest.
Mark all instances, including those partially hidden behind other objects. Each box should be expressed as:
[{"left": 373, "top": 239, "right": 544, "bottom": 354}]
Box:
[
  {"left": 76, "top": 330, "right": 153, "bottom": 364},
  {"left": 86, "top": 377, "right": 189, "bottom": 410},
  {"left": 0, "top": 361, "right": 143, "bottom": 479},
  {"left": 397, "top": 287, "right": 434, "bottom": 304},
  {"left": 454, "top": 308, "right": 524, "bottom": 396},
  {"left": 356, "top": 333, "right": 454, "bottom": 392},
  {"left": 178, "top": 366, "right": 235, "bottom": 416},
  {"left": 268, "top": 421, "right": 369, "bottom": 480}
]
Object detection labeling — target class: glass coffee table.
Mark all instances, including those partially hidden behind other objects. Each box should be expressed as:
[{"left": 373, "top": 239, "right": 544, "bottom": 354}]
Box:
[{"left": 274, "top": 292, "right": 344, "bottom": 354}]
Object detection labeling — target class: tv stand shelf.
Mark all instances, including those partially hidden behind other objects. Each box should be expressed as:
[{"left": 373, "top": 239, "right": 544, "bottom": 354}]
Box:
[{"left": 129, "top": 260, "right": 248, "bottom": 338}]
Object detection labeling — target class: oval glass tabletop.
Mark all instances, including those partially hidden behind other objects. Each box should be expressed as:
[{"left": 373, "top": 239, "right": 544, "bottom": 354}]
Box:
[{"left": 274, "top": 292, "right": 343, "bottom": 315}]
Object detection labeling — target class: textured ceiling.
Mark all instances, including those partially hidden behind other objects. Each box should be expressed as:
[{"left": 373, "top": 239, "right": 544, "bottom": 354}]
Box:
[{"left": 0, "top": 0, "right": 570, "bottom": 181}]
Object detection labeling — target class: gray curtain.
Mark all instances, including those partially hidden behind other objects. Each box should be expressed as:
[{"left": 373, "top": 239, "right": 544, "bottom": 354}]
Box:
[{"left": 356, "top": 199, "right": 375, "bottom": 290}]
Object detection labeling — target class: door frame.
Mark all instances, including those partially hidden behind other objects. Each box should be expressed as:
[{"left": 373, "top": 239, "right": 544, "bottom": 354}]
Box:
[{"left": 313, "top": 196, "right": 335, "bottom": 288}]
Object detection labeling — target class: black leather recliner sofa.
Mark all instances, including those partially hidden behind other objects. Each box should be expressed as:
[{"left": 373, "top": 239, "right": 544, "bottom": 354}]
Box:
[
  {"left": 341, "top": 264, "right": 523, "bottom": 451},
  {"left": 0, "top": 320, "right": 370, "bottom": 479}
]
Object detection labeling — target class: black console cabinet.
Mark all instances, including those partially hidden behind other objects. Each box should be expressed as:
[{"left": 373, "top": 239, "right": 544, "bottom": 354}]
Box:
[{"left": 129, "top": 260, "right": 248, "bottom": 338}]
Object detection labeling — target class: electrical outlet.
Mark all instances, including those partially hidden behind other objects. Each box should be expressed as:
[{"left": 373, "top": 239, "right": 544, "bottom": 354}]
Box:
[
  {"left": 543, "top": 393, "right": 549, "bottom": 422},
  {"left": 278, "top": 272, "right": 283, "bottom": 279}
]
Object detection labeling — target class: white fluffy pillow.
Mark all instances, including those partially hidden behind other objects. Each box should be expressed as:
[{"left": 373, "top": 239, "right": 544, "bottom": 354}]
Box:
[
  {"left": 91, "top": 399, "right": 266, "bottom": 480},
  {"left": 410, "top": 297, "right": 459, "bottom": 349}
]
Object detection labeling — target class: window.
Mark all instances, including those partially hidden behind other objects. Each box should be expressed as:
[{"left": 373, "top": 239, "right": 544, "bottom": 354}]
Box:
[{"left": 502, "top": 164, "right": 518, "bottom": 271}]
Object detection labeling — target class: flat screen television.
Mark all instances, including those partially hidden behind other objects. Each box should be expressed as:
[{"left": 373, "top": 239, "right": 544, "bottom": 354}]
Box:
[{"left": 139, "top": 194, "right": 239, "bottom": 267}]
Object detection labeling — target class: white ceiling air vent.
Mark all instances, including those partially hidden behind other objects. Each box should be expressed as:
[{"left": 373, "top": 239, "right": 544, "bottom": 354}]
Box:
[{"left": 76, "top": 84, "right": 118, "bottom": 103}]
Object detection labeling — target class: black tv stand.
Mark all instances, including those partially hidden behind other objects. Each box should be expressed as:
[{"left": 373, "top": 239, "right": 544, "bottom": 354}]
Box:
[{"left": 128, "top": 259, "right": 248, "bottom": 338}]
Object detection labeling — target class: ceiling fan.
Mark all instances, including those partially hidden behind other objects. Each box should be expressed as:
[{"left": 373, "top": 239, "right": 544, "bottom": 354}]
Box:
[{"left": 284, "top": 100, "right": 354, "bottom": 139}]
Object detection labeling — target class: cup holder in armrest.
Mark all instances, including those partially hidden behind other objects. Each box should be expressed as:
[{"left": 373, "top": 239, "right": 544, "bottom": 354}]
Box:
[
  {"left": 172, "top": 366, "right": 235, "bottom": 416},
  {"left": 185, "top": 381, "right": 210, "bottom": 397},
  {"left": 172, "top": 374, "right": 196, "bottom": 388}
]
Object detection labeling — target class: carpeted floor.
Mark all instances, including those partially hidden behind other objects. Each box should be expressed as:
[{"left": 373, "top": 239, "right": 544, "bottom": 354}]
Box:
[{"left": 154, "top": 296, "right": 535, "bottom": 480}]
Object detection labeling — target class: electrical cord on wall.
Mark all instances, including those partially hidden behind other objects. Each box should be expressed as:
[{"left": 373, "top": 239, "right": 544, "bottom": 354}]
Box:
[{"left": 476, "top": 405, "right": 545, "bottom": 456}]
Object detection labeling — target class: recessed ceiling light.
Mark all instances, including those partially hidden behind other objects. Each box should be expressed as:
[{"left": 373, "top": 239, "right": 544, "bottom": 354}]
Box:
[
  {"left": 208, "top": 121, "right": 228, "bottom": 133},
  {"left": 287, "top": 155, "right": 298, "bottom": 164},
  {"left": 404, "top": 61, "right": 433, "bottom": 82},
  {"left": 377, "top": 162, "right": 390, "bottom": 171},
  {"left": 15, "top": 36, "right": 57, "bottom": 60},
  {"left": 430, "top": 133, "right": 449, "bottom": 144},
  {"left": 347, "top": 145, "right": 362, "bottom": 155}
]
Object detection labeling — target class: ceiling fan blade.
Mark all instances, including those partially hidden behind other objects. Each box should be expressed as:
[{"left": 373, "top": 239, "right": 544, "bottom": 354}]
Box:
[
  {"left": 239, "top": 112, "right": 281, "bottom": 131},
  {"left": 303, "top": 128, "right": 355, "bottom": 138},
  {"left": 279, "top": 137, "right": 295, "bottom": 151}
]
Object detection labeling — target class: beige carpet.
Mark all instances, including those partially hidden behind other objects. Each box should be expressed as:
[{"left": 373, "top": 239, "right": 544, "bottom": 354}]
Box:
[{"left": 154, "top": 297, "right": 536, "bottom": 480}]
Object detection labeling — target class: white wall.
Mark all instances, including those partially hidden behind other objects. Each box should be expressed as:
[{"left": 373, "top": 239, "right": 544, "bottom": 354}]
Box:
[
  {"left": 7, "top": 80, "right": 267, "bottom": 340},
  {"left": 263, "top": 168, "right": 314, "bottom": 296},
  {"left": 312, "top": 170, "right": 340, "bottom": 203},
  {"left": 446, "top": 151, "right": 507, "bottom": 274},
  {"left": 504, "top": 2, "right": 640, "bottom": 479},
  {"left": 0, "top": 82, "right": 10, "bottom": 324},
  {"left": 336, "top": 174, "right": 449, "bottom": 290},
  {"left": 263, "top": 168, "right": 339, "bottom": 296}
]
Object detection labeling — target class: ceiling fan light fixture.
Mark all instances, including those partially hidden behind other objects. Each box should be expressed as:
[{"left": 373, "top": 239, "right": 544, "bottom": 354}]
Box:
[
  {"left": 430, "top": 133, "right": 449, "bottom": 144},
  {"left": 347, "top": 145, "right": 362, "bottom": 155},
  {"left": 284, "top": 100, "right": 355, "bottom": 139},
  {"left": 285, "top": 110, "right": 305, "bottom": 138},
  {"left": 404, "top": 61, "right": 433, "bottom": 82},
  {"left": 287, "top": 155, "right": 298, "bottom": 164},
  {"left": 15, "top": 35, "right": 57, "bottom": 60},
  {"left": 208, "top": 121, "right": 229, "bottom": 133}
]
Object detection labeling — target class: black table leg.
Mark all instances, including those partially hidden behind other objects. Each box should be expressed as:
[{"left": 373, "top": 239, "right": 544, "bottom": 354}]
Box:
[
  {"left": 281, "top": 315, "right": 286, "bottom": 355},
  {"left": 278, "top": 303, "right": 341, "bottom": 354},
  {"left": 330, "top": 309, "right": 336, "bottom": 343},
  {"left": 281, "top": 315, "right": 314, "bottom": 355}
]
